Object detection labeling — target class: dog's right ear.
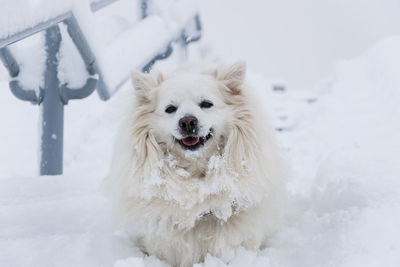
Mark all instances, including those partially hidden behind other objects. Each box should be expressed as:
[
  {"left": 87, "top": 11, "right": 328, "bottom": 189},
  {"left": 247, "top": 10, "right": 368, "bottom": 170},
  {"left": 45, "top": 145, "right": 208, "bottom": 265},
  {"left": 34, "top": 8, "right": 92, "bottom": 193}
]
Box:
[{"left": 131, "top": 71, "right": 163, "bottom": 102}]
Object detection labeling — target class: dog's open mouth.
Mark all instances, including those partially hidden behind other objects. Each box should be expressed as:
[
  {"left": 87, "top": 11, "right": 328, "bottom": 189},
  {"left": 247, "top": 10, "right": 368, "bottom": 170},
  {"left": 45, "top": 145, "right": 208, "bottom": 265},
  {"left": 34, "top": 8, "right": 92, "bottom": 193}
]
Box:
[{"left": 178, "top": 131, "right": 213, "bottom": 150}]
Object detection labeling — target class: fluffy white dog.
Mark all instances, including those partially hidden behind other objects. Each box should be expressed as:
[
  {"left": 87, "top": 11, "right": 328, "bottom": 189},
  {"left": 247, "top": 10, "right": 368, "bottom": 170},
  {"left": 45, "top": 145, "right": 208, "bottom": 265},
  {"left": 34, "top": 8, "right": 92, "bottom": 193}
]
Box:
[{"left": 105, "top": 62, "right": 285, "bottom": 266}]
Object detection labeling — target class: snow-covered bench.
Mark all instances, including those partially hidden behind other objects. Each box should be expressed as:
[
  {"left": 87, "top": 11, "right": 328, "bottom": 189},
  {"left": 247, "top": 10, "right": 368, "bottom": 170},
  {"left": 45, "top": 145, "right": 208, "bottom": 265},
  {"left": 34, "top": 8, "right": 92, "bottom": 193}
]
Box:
[{"left": 0, "top": 0, "right": 201, "bottom": 175}]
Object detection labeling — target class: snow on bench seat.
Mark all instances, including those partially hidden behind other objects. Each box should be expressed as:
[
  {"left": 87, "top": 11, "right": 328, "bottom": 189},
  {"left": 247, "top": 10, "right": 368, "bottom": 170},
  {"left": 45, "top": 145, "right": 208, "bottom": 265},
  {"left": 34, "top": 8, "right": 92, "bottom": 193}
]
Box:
[
  {"left": 1, "top": 0, "right": 199, "bottom": 97},
  {"left": 95, "top": 15, "right": 170, "bottom": 95},
  {"left": 0, "top": 0, "right": 75, "bottom": 39}
]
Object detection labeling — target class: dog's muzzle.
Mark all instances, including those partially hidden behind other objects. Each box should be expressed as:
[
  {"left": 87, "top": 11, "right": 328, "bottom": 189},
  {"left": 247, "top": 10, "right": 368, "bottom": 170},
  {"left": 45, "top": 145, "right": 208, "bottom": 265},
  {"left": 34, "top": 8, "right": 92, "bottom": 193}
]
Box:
[{"left": 176, "top": 115, "right": 213, "bottom": 150}]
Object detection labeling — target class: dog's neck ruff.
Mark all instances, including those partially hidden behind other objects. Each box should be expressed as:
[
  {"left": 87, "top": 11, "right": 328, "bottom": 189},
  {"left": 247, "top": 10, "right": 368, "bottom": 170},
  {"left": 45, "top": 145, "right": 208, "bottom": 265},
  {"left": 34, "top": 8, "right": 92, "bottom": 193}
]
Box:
[{"left": 136, "top": 149, "right": 266, "bottom": 223}]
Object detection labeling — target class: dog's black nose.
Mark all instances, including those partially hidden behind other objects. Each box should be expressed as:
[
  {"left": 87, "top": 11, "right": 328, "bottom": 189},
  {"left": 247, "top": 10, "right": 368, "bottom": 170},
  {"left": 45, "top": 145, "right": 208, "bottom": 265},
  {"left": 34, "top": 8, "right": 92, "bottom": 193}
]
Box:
[{"left": 179, "top": 116, "right": 198, "bottom": 133}]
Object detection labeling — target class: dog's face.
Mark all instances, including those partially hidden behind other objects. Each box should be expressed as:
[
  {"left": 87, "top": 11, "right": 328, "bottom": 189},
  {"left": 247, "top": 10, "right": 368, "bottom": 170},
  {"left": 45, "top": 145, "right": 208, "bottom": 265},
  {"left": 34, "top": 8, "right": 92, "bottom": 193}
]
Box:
[
  {"left": 131, "top": 62, "right": 246, "bottom": 160},
  {"left": 155, "top": 72, "right": 230, "bottom": 154}
]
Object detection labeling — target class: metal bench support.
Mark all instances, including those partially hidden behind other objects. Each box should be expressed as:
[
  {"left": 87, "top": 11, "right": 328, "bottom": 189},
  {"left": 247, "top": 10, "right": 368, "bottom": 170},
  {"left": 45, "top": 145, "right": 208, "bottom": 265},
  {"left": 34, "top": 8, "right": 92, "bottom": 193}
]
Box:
[
  {"left": 40, "top": 26, "right": 64, "bottom": 175},
  {"left": 0, "top": 24, "right": 97, "bottom": 175}
]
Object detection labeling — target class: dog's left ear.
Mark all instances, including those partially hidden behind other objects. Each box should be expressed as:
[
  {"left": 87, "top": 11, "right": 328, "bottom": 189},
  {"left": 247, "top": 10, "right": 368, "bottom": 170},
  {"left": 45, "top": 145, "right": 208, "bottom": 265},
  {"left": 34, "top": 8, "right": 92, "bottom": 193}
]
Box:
[{"left": 216, "top": 61, "right": 246, "bottom": 94}]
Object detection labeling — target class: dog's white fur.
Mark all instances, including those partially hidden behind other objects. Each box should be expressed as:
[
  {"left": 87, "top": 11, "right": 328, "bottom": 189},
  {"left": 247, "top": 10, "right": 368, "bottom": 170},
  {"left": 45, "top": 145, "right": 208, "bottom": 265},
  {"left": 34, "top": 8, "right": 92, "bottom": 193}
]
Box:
[{"left": 105, "top": 62, "right": 285, "bottom": 266}]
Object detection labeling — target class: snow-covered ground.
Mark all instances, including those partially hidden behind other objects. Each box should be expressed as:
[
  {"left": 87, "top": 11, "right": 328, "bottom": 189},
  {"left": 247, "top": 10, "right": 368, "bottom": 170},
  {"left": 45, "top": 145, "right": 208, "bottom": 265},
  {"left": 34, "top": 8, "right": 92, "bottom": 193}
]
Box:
[
  {"left": 2, "top": 36, "right": 400, "bottom": 266},
  {"left": 1, "top": 1, "right": 400, "bottom": 266}
]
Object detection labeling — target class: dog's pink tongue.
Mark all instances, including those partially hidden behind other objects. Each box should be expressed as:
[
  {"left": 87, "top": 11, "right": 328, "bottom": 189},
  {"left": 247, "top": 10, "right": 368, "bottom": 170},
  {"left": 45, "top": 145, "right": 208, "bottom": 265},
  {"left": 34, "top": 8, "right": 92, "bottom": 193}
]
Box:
[{"left": 182, "top": 137, "right": 199, "bottom": 146}]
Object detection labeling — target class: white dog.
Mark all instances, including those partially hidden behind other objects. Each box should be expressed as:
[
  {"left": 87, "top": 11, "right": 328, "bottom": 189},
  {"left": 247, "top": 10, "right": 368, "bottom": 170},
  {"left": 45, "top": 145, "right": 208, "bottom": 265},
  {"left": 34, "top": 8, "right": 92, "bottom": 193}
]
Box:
[{"left": 105, "top": 62, "right": 285, "bottom": 266}]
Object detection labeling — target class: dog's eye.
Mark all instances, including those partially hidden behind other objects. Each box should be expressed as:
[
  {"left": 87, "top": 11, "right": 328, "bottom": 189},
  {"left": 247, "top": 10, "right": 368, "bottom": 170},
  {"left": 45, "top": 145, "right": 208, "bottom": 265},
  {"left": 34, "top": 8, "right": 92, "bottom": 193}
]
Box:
[
  {"left": 165, "top": 105, "right": 177, "bottom": 114},
  {"left": 199, "top": 100, "right": 213, "bottom": 109}
]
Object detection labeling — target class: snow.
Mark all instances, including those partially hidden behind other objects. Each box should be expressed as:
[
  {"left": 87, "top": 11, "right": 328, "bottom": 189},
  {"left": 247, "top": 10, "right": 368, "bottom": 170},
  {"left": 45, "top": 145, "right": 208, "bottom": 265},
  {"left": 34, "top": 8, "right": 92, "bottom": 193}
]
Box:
[
  {"left": 57, "top": 23, "right": 89, "bottom": 89},
  {"left": 75, "top": 0, "right": 198, "bottom": 95},
  {"left": 0, "top": 0, "right": 75, "bottom": 39},
  {"left": 96, "top": 15, "right": 170, "bottom": 93},
  {"left": 1, "top": 1, "right": 400, "bottom": 266},
  {"left": 7, "top": 33, "right": 46, "bottom": 93},
  {"left": 151, "top": 0, "right": 199, "bottom": 37},
  {"left": 1, "top": 36, "right": 400, "bottom": 266}
]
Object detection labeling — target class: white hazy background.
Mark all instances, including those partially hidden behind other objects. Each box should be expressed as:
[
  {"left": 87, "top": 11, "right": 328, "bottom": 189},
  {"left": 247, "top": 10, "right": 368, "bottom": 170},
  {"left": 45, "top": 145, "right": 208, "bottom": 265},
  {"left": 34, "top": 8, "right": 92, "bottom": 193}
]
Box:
[{"left": 199, "top": 0, "right": 400, "bottom": 89}]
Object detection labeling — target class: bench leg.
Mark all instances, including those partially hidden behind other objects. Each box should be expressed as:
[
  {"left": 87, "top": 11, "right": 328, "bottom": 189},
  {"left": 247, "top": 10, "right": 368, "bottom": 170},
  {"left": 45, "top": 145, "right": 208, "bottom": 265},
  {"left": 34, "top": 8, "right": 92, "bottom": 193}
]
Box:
[{"left": 40, "top": 26, "right": 64, "bottom": 175}]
